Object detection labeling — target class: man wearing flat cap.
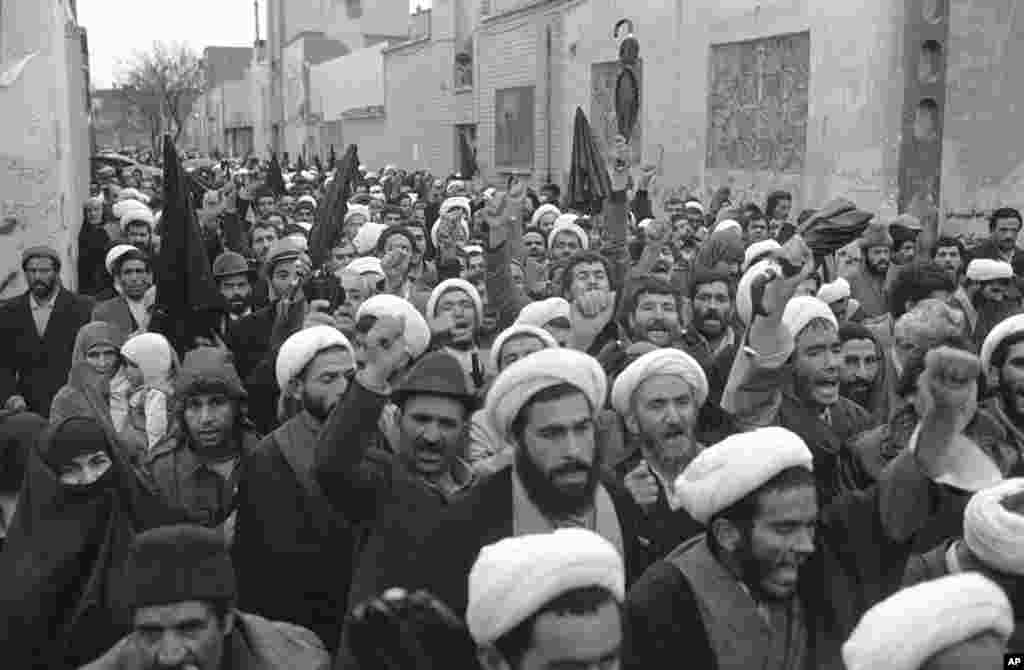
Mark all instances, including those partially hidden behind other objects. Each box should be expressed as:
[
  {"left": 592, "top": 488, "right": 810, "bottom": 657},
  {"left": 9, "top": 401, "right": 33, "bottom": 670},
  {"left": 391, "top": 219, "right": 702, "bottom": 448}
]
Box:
[
  {"left": 315, "top": 317, "right": 479, "bottom": 646},
  {"left": 82, "top": 524, "right": 330, "bottom": 669},
  {"left": 0, "top": 246, "right": 94, "bottom": 417},
  {"left": 232, "top": 326, "right": 357, "bottom": 653},
  {"left": 363, "top": 348, "right": 649, "bottom": 623},
  {"left": 469, "top": 529, "right": 626, "bottom": 670},
  {"left": 626, "top": 389, "right": 969, "bottom": 670},
  {"left": 145, "top": 348, "right": 261, "bottom": 541},
  {"left": 848, "top": 221, "right": 894, "bottom": 320}
]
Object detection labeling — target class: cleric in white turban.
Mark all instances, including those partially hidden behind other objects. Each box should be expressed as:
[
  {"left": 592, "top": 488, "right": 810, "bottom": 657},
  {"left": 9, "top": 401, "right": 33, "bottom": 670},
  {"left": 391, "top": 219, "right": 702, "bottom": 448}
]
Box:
[
  {"left": 531, "top": 203, "right": 562, "bottom": 229},
  {"left": 466, "top": 528, "right": 625, "bottom": 646},
  {"left": 344, "top": 256, "right": 385, "bottom": 279},
  {"left": 842, "top": 573, "right": 1013, "bottom": 670},
  {"left": 516, "top": 297, "right": 572, "bottom": 329},
  {"left": 353, "top": 221, "right": 388, "bottom": 255},
  {"left": 105, "top": 244, "right": 138, "bottom": 276},
  {"left": 782, "top": 295, "right": 837, "bottom": 339},
  {"left": 355, "top": 294, "right": 432, "bottom": 359},
  {"left": 547, "top": 217, "right": 590, "bottom": 252},
  {"left": 426, "top": 278, "right": 484, "bottom": 322},
  {"left": 610, "top": 348, "right": 708, "bottom": 417},
  {"left": 275, "top": 325, "right": 355, "bottom": 391},
  {"left": 673, "top": 426, "right": 813, "bottom": 524},
  {"left": 964, "top": 478, "right": 1024, "bottom": 576},
  {"left": 487, "top": 348, "right": 606, "bottom": 440},
  {"left": 742, "top": 238, "right": 781, "bottom": 271},
  {"left": 488, "top": 324, "right": 558, "bottom": 373}
]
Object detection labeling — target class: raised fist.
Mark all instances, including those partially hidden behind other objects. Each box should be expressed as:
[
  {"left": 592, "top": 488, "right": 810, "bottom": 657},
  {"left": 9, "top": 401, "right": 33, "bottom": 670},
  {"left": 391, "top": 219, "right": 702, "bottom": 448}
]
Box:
[
  {"left": 922, "top": 346, "right": 980, "bottom": 415},
  {"left": 624, "top": 460, "right": 660, "bottom": 507}
]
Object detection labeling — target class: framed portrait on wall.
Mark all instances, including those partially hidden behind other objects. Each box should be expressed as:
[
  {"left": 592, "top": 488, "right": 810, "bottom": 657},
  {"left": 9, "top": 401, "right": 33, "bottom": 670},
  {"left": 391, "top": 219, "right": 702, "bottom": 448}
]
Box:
[{"left": 495, "top": 86, "right": 535, "bottom": 169}]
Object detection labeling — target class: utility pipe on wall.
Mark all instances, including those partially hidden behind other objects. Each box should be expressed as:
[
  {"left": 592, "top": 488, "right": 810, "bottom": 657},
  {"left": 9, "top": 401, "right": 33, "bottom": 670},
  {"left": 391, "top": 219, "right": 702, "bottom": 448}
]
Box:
[{"left": 545, "top": 24, "right": 553, "bottom": 185}]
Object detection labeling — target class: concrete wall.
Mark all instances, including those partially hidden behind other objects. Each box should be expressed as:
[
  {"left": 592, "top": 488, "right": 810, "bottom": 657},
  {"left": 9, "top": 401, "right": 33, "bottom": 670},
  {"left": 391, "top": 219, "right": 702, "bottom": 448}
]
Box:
[
  {"left": 941, "top": 0, "right": 1024, "bottom": 240},
  {"left": 1, "top": 0, "right": 89, "bottom": 297},
  {"left": 310, "top": 43, "right": 388, "bottom": 121}
]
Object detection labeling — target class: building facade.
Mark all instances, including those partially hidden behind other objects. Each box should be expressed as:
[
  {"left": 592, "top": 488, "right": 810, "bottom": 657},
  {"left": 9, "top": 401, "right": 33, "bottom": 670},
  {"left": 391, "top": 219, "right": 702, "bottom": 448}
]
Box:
[{"left": 1, "top": 0, "right": 90, "bottom": 297}]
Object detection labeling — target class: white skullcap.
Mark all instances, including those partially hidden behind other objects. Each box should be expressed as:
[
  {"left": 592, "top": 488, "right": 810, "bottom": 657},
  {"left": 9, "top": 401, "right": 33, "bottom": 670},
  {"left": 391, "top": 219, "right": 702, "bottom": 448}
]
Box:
[
  {"left": 964, "top": 478, "right": 1024, "bottom": 575},
  {"left": 548, "top": 219, "right": 590, "bottom": 251},
  {"left": 356, "top": 294, "right": 432, "bottom": 359},
  {"left": 782, "top": 296, "right": 838, "bottom": 339},
  {"left": 344, "top": 204, "right": 371, "bottom": 224},
  {"left": 430, "top": 215, "right": 471, "bottom": 248},
  {"left": 489, "top": 324, "right": 559, "bottom": 372},
  {"left": 638, "top": 218, "right": 654, "bottom": 230},
  {"left": 467, "top": 528, "right": 625, "bottom": 645},
  {"left": 674, "top": 427, "right": 813, "bottom": 524},
  {"left": 105, "top": 244, "right": 139, "bottom": 275},
  {"left": 981, "top": 314, "right": 1024, "bottom": 373},
  {"left": 743, "top": 239, "right": 781, "bottom": 271},
  {"left": 531, "top": 203, "right": 562, "bottom": 228},
  {"left": 842, "top": 573, "right": 1013, "bottom": 670},
  {"left": 516, "top": 297, "right": 572, "bottom": 328},
  {"left": 966, "top": 259, "right": 1014, "bottom": 283},
  {"left": 297, "top": 194, "right": 318, "bottom": 208},
  {"left": 344, "top": 256, "right": 384, "bottom": 277},
  {"left": 611, "top": 348, "right": 709, "bottom": 416},
  {"left": 120, "top": 208, "right": 155, "bottom": 231},
  {"left": 439, "top": 196, "right": 471, "bottom": 218},
  {"left": 112, "top": 199, "right": 150, "bottom": 221},
  {"left": 352, "top": 221, "right": 387, "bottom": 255},
  {"left": 446, "top": 180, "right": 466, "bottom": 195},
  {"left": 121, "top": 332, "right": 175, "bottom": 386},
  {"left": 426, "top": 278, "right": 483, "bottom": 319},
  {"left": 300, "top": 170, "right": 316, "bottom": 181},
  {"left": 275, "top": 325, "right": 355, "bottom": 389},
  {"left": 684, "top": 200, "right": 705, "bottom": 214},
  {"left": 488, "top": 348, "right": 606, "bottom": 439},
  {"left": 117, "top": 188, "right": 150, "bottom": 204},
  {"left": 463, "top": 244, "right": 484, "bottom": 256},
  {"left": 714, "top": 219, "right": 742, "bottom": 235},
  {"left": 817, "top": 277, "right": 851, "bottom": 305}
]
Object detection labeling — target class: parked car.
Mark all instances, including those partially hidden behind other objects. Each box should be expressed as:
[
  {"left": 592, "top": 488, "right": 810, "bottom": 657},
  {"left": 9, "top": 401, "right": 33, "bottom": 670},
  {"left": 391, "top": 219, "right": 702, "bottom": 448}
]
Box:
[{"left": 92, "top": 152, "right": 163, "bottom": 180}]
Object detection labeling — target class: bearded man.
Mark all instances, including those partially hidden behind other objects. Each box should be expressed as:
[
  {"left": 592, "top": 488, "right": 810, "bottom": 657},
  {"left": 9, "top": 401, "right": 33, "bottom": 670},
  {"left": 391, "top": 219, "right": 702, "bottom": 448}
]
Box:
[
  {"left": 837, "top": 323, "right": 884, "bottom": 418},
  {"left": 360, "top": 348, "right": 649, "bottom": 620},
  {"left": 848, "top": 222, "right": 893, "bottom": 319},
  {"left": 212, "top": 252, "right": 256, "bottom": 336},
  {"left": 980, "top": 315, "right": 1024, "bottom": 466},
  {"left": 232, "top": 326, "right": 357, "bottom": 652},
  {"left": 611, "top": 349, "right": 708, "bottom": 562},
  {"left": 0, "top": 247, "right": 94, "bottom": 417}
]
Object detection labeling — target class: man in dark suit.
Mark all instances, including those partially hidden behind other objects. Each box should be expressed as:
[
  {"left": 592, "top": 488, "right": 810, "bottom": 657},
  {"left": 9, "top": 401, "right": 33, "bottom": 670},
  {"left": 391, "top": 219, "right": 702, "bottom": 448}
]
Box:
[
  {"left": 0, "top": 247, "right": 94, "bottom": 416},
  {"left": 92, "top": 245, "right": 153, "bottom": 334},
  {"left": 969, "top": 207, "right": 1024, "bottom": 302}
]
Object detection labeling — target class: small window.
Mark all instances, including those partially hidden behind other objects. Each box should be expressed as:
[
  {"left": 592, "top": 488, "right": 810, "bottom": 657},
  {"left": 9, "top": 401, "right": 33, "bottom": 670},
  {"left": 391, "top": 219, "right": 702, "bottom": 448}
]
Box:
[
  {"left": 922, "top": 0, "right": 946, "bottom": 24},
  {"left": 914, "top": 98, "right": 939, "bottom": 142},
  {"left": 919, "top": 40, "right": 942, "bottom": 83}
]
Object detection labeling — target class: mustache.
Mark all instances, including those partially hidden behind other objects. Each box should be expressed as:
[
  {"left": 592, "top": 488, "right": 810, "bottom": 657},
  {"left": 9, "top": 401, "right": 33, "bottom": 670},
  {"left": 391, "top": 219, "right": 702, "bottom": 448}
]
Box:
[
  {"left": 642, "top": 319, "right": 673, "bottom": 331},
  {"left": 550, "top": 460, "right": 592, "bottom": 476}
]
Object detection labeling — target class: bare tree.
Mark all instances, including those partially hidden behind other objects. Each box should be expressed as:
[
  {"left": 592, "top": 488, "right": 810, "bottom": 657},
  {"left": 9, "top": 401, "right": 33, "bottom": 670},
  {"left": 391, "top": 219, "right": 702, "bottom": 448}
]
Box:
[{"left": 117, "top": 42, "right": 204, "bottom": 153}]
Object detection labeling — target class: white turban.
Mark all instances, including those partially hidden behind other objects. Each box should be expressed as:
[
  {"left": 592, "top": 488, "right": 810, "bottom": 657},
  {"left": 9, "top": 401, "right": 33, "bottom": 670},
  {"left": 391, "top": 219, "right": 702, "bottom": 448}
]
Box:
[
  {"left": 446, "top": 180, "right": 466, "bottom": 196},
  {"left": 463, "top": 244, "right": 484, "bottom": 257},
  {"left": 356, "top": 294, "right": 432, "bottom": 359},
  {"left": 430, "top": 216, "right": 471, "bottom": 248},
  {"left": 467, "top": 528, "right": 625, "bottom": 645},
  {"left": 489, "top": 324, "right": 559, "bottom": 373},
  {"left": 817, "top": 277, "right": 851, "bottom": 305},
  {"left": 674, "top": 427, "right": 813, "bottom": 524},
  {"left": 426, "top": 278, "right": 483, "bottom": 320},
  {"left": 714, "top": 219, "right": 742, "bottom": 235},
  {"left": 981, "top": 313, "right": 1024, "bottom": 373},
  {"left": 842, "top": 573, "right": 1013, "bottom": 670},
  {"left": 743, "top": 239, "right": 781, "bottom": 271},
  {"left": 531, "top": 203, "right": 562, "bottom": 228},
  {"left": 610, "top": 349, "right": 708, "bottom": 416},
  {"left": 638, "top": 218, "right": 654, "bottom": 230},
  {"left": 344, "top": 204, "right": 371, "bottom": 224},
  {"left": 782, "top": 295, "right": 837, "bottom": 339},
  {"left": 966, "top": 259, "right": 1013, "bottom": 282},
  {"left": 487, "top": 348, "right": 607, "bottom": 440},
  {"left": 117, "top": 188, "right": 150, "bottom": 204},
  {"left": 120, "top": 208, "right": 155, "bottom": 231},
  {"left": 548, "top": 219, "right": 590, "bottom": 251},
  {"left": 275, "top": 325, "right": 355, "bottom": 389},
  {"left": 964, "top": 478, "right": 1024, "bottom": 575},
  {"left": 112, "top": 199, "right": 151, "bottom": 221},
  {"left": 516, "top": 297, "right": 572, "bottom": 328},
  {"left": 121, "top": 332, "right": 175, "bottom": 386},
  {"left": 352, "top": 221, "right": 387, "bottom": 254},
  {"left": 439, "top": 196, "right": 471, "bottom": 219},
  {"left": 344, "top": 256, "right": 384, "bottom": 278},
  {"left": 105, "top": 244, "right": 138, "bottom": 275},
  {"left": 297, "top": 194, "right": 318, "bottom": 208},
  {"left": 684, "top": 200, "right": 705, "bottom": 214}
]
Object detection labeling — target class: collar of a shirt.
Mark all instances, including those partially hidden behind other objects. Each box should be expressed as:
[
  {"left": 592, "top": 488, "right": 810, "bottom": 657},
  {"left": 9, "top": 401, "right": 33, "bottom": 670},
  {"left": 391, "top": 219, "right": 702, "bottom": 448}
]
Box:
[{"left": 30, "top": 291, "right": 57, "bottom": 309}]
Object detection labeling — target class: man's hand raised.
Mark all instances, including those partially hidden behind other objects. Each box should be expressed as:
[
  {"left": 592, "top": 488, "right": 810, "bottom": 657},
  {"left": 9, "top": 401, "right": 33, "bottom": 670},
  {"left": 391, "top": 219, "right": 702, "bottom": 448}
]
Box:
[{"left": 357, "top": 314, "right": 409, "bottom": 393}]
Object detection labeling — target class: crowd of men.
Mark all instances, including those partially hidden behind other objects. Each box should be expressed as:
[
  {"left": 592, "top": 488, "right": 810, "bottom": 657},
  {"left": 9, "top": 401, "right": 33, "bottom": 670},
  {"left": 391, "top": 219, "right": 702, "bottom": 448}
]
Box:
[{"left": 3, "top": 136, "right": 1024, "bottom": 669}]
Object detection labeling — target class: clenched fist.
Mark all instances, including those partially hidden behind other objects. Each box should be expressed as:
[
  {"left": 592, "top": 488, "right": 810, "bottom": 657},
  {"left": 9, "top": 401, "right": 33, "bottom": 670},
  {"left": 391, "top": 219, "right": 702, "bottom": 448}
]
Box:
[{"left": 624, "top": 460, "right": 660, "bottom": 507}]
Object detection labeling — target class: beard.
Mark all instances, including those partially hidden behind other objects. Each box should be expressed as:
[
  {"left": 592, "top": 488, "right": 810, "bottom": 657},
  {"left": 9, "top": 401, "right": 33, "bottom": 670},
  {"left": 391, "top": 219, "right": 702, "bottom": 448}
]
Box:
[
  {"left": 302, "top": 389, "right": 334, "bottom": 422},
  {"left": 865, "top": 257, "right": 889, "bottom": 277},
  {"left": 30, "top": 279, "right": 56, "bottom": 300},
  {"left": 693, "top": 308, "right": 726, "bottom": 339},
  {"left": 1000, "top": 382, "right": 1024, "bottom": 427},
  {"left": 227, "top": 297, "right": 250, "bottom": 316},
  {"left": 635, "top": 318, "right": 678, "bottom": 347},
  {"left": 516, "top": 443, "right": 602, "bottom": 519}
]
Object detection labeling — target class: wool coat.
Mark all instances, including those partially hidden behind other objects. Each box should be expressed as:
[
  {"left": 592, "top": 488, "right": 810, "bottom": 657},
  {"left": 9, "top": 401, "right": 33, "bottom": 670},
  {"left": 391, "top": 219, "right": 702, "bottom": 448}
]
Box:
[{"left": 0, "top": 288, "right": 95, "bottom": 416}]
